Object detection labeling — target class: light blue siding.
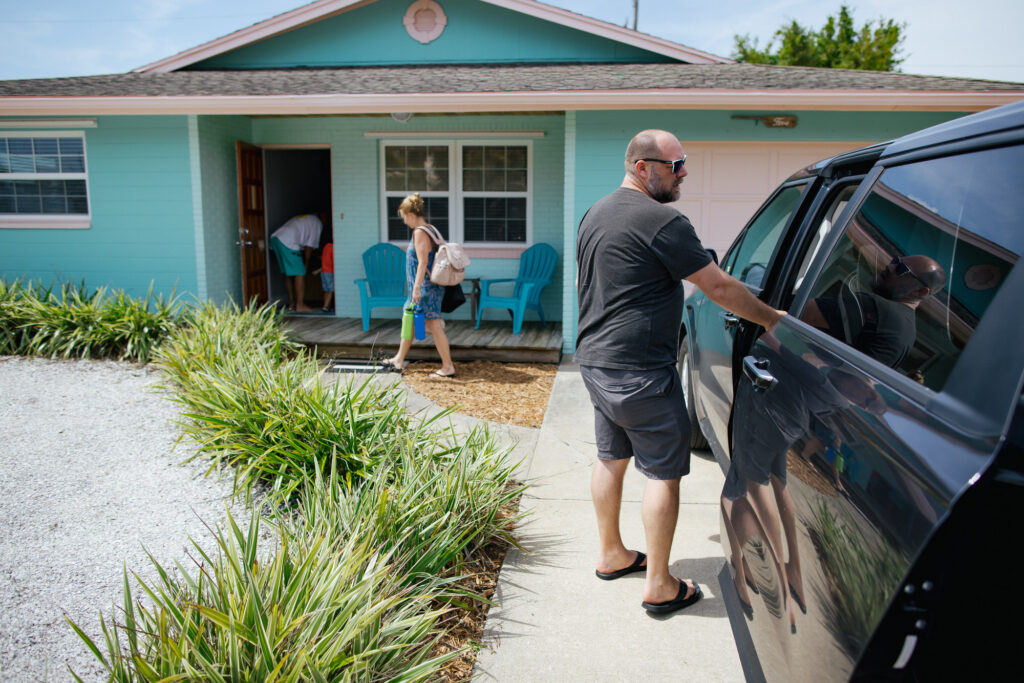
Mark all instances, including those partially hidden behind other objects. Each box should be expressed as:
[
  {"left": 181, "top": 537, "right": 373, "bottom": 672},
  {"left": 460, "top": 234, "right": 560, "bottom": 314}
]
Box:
[
  {"left": 0, "top": 116, "right": 198, "bottom": 300},
  {"left": 197, "top": 115, "right": 253, "bottom": 305},
  {"left": 192, "top": 0, "right": 670, "bottom": 69}
]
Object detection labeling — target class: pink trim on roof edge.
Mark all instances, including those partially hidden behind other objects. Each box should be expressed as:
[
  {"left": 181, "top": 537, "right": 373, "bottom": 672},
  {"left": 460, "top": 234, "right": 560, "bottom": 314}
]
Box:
[
  {"left": 2, "top": 90, "right": 1020, "bottom": 117},
  {"left": 133, "top": 0, "right": 730, "bottom": 73}
]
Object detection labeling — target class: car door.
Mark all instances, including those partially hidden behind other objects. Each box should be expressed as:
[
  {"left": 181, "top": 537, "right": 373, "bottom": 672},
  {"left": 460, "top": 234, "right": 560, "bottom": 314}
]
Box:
[
  {"left": 685, "top": 179, "right": 811, "bottom": 458},
  {"left": 722, "top": 141, "right": 1024, "bottom": 682}
]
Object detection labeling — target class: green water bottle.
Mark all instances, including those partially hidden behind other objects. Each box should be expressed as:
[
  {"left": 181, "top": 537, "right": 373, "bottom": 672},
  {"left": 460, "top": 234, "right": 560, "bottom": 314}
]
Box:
[{"left": 401, "top": 305, "right": 414, "bottom": 340}]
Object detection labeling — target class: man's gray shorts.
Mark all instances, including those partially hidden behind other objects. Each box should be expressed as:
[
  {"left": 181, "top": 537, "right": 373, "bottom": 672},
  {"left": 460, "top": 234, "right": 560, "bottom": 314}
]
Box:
[{"left": 579, "top": 364, "right": 691, "bottom": 480}]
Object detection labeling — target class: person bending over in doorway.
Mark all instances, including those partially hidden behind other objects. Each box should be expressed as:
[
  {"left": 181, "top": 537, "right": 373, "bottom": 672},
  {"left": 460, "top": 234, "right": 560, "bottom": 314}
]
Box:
[{"left": 269, "top": 213, "right": 324, "bottom": 312}]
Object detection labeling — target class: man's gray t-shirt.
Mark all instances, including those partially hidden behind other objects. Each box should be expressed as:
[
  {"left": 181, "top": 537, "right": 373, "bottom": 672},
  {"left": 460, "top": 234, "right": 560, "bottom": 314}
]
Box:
[{"left": 576, "top": 187, "right": 712, "bottom": 370}]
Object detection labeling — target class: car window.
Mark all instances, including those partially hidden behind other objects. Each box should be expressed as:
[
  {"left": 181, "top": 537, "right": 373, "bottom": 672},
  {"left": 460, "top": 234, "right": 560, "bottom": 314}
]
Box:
[
  {"left": 724, "top": 183, "right": 805, "bottom": 291},
  {"left": 798, "top": 144, "right": 1023, "bottom": 391},
  {"left": 792, "top": 183, "right": 859, "bottom": 294}
]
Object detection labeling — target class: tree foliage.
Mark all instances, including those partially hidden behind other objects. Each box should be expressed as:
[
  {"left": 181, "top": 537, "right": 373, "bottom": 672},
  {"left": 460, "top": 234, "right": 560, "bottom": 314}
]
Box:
[{"left": 733, "top": 4, "right": 905, "bottom": 71}]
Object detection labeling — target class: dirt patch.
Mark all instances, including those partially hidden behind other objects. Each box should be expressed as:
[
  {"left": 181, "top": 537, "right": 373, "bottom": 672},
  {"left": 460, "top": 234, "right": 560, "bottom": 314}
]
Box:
[{"left": 400, "top": 360, "right": 558, "bottom": 428}]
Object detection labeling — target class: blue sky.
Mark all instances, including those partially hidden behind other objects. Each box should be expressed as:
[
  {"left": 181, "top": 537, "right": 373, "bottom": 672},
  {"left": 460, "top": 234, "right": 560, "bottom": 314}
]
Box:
[{"left": 1, "top": 0, "right": 1022, "bottom": 82}]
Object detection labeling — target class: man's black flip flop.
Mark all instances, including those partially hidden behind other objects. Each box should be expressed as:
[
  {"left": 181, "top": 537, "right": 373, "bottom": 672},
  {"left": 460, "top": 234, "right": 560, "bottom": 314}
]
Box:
[
  {"left": 595, "top": 551, "right": 647, "bottom": 580},
  {"left": 641, "top": 580, "right": 703, "bottom": 614}
]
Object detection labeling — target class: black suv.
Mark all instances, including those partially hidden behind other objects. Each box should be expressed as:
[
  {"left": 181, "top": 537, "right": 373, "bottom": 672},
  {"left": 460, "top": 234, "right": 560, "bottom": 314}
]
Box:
[{"left": 682, "top": 100, "right": 1024, "bottom": 681}]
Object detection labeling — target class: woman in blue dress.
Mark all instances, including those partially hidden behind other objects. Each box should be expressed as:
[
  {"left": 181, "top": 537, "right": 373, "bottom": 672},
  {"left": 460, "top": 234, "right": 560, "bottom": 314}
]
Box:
[{"left": 381, "top": 193, "right": 456, "bottom": 377}]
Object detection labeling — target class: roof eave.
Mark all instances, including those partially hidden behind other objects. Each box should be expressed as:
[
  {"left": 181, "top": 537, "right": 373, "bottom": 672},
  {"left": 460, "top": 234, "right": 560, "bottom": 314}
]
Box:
[{"left": 3, "top": 90, "right": 1022, "bottom": 116}]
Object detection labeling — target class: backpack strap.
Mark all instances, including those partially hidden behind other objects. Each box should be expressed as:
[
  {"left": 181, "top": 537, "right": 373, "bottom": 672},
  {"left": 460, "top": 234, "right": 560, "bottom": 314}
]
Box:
[{"left": 417, "top": 223, "right": 447, "bottom": 246}]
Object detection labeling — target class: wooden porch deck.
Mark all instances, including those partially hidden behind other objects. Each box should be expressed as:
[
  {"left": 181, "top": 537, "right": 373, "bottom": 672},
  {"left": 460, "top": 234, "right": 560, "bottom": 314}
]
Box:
[{"left": 283, "top": 315, "right": 563, "bottom": 364}]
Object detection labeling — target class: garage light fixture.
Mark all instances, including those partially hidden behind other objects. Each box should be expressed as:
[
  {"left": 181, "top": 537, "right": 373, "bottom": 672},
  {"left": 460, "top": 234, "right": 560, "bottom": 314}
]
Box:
[{"left": 732, "top": 115, "right": 798, "bottom": 128}]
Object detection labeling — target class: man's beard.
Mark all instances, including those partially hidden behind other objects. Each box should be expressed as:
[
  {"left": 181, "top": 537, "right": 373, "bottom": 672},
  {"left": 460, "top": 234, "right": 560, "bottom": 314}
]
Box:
[{"left": 646, "top": 177, "right": 679, "bottom": 204}]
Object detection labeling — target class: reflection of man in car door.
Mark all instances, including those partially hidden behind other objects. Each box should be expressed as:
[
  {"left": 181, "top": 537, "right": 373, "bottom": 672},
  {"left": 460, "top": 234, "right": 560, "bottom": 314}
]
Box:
[
  {"left": 722, "top": 331, "right": 885, "bottom": 628},
  {"left": 802, "top": 255, "right": 946, "bottom": 367}
]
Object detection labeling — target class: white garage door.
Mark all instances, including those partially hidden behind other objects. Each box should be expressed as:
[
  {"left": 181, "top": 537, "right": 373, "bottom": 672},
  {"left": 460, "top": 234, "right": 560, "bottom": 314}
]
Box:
[{"left": 671, "top": 141, "right": 870, "bottom": 256}]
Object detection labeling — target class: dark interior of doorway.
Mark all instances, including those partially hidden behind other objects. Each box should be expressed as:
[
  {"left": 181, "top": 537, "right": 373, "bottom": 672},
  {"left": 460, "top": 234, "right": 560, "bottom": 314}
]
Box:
[{"left": 263, "top": 148, "right": 332, "bottom": 312}]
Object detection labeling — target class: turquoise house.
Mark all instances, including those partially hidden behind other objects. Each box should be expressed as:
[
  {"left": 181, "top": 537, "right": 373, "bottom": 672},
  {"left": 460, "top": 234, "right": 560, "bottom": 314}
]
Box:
[{"left": 2, "top": 0, "right": 1022, "bottom": 353}]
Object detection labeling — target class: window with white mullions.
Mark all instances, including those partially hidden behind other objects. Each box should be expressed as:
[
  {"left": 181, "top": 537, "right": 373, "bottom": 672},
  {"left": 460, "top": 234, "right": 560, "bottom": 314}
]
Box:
[
  {"left": 0, "top": 133, "right": 90, "bottom": 228},
  {"left": 380, "top": 140, "right": 531, "bottom": 245}
]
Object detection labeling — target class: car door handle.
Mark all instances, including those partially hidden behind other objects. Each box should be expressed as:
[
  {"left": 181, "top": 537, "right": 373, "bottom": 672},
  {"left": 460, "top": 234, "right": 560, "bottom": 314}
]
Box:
[
  {"left": 742, "top": 356, "right": 778, "bottom": 392},
  {"left": 721, "top": 312, "right": 740, "bottom": 328}
]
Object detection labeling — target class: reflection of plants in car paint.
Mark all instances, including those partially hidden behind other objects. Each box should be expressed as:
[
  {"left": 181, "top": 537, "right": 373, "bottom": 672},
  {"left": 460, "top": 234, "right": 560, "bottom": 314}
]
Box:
[{"left": 807, "top": 501, "right": 907, "bottom": 658}]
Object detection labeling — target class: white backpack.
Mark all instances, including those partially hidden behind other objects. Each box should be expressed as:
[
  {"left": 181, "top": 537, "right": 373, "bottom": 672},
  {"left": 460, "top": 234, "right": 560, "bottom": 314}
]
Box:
[{"left": 418, "top": 224, "right": 470, "bottom": 286}]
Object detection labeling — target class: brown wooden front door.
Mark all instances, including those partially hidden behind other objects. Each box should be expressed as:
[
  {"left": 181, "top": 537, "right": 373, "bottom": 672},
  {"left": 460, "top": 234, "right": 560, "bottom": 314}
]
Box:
[{"left": 236, "top": 141, "right": 268, "bottom": 306}]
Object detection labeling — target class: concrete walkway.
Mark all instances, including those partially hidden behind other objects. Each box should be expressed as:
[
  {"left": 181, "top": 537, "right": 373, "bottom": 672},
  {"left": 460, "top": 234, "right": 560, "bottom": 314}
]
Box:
[{"left": 472, "top": 359, "right": 752, "bottom": 682}]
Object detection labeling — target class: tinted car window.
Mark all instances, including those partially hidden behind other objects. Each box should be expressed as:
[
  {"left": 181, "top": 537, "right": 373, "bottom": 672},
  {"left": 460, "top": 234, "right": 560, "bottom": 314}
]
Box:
[
  {"left": 800, "top": 144, "right": 1023, "bottom": 390},
  {"left": 725, "top": 184, "right": 805, "bottom": 290}
]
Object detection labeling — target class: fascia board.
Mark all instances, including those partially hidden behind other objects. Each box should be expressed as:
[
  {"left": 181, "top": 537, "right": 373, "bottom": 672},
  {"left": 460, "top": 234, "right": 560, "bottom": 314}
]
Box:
[{"left": 3, "top": 91, "right": 1023, "bottom": 116}]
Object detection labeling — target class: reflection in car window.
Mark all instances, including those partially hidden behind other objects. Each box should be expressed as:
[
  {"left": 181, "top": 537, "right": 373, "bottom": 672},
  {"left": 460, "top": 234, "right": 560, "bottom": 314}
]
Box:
[
  {"left": 726, "top": 184, "right": 805, "bottom": 291},
  {"left": 800, "top": 144, "right": 1022, "bottom": 391}
]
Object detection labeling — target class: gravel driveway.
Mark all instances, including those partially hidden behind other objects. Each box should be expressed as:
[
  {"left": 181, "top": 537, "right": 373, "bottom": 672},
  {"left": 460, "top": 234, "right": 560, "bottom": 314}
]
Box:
[{"left": 0, "top": 357, "right": 244, "bottom": 681}]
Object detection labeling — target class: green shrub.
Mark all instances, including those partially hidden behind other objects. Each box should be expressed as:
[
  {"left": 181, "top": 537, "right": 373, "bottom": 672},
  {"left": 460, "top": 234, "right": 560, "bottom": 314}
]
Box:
[
  {"left": 0, "top": 279, "right": 37, "bottom": 355},
  {"left": 155, "top": 300, "right": 300, "bottom": 389},
  {"left": 68, "top": 511, "right": 462, "bottom": 682},
  {"left": 291, "top": 441, "right": 524, "bottom": 581},
  {"left": 0, "top": 279, "right": 181, "bottom": 362}
]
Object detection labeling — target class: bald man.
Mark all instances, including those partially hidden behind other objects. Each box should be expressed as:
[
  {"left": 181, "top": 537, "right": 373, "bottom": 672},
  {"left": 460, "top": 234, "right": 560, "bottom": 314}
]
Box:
[{"left": 576, "top": 129, "right": 785, "bottom": 614}]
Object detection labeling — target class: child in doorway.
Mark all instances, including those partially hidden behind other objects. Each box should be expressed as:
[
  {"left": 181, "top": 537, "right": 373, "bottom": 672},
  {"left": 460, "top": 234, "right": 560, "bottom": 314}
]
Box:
[{"left": 314, "top": 242, "right": 334, "bottom": 312}]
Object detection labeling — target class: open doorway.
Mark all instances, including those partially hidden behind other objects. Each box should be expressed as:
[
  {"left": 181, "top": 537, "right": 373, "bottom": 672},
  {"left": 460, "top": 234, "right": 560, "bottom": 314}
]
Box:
[{"left": 263, "top": 147, "right": 333, "bottom": 313}]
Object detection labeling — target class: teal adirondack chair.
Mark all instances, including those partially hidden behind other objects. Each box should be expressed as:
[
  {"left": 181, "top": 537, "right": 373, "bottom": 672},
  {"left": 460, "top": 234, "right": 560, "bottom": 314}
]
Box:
[
  {"left": 475, "top": 243, "right": 558, "bottom": 334},
  {"left": 354, "top": 243, "right": 407, "bottom": 331}
]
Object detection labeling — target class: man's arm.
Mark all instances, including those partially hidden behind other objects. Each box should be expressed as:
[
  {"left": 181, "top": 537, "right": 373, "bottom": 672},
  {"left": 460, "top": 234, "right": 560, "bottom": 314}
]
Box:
[{"left": 686, "top": 262, "right": 786, "bottom": 330}]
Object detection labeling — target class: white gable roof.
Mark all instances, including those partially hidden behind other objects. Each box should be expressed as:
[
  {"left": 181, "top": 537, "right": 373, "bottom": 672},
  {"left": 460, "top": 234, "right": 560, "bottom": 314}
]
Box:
[{"left": 134, "top": 0, "right": 731, "bottom": 73}]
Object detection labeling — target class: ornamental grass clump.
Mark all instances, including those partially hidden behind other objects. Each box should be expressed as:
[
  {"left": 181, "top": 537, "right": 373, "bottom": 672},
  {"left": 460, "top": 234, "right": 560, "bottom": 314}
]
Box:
[
  {"left": 175, "top": 353, "right": 415, "bottom": 500},
  {"left": 0, "top": 279, "right": 34, "bottom": 354},
  {"left": 291, "top": 440, "right": 525, "bottom": 581},
  {"left": 68, "top": 510, "right": 462, "bottom": 682},
  {"left": 155, "top": 300, "right": 300, "bottom": 389},
  {"left": 0, "top": 279, "right": 181, "bottom": 362}
]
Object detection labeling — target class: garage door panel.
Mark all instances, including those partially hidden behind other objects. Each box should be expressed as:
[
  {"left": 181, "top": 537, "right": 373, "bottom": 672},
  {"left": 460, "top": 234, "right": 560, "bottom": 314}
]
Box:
[
  {"left": 679, "top": 149, "right": 705, "bottom": 194},
  {"left": 677, "top": 142, "right": 870, "bottom": 256},
  {"left": 710, "top": 150, "right": 774, "bottom": 195},
  {"left": 706, "top": 198, "right": 764, "bottom": 252}
]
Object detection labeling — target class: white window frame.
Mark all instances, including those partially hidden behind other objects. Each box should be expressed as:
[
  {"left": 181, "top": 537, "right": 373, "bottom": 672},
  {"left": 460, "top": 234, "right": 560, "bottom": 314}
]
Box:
[
  {"left": 0, "top": 130, "right": 91, "bottom": 229},
  {"left": 379, "top": 138, "right": 533, "bottom": 248}
]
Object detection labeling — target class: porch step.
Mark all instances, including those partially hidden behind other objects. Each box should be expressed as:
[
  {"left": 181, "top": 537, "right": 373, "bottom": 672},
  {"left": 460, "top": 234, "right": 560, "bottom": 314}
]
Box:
[{"left": 283, "top": 316, "right": 563, "bottom": 364}]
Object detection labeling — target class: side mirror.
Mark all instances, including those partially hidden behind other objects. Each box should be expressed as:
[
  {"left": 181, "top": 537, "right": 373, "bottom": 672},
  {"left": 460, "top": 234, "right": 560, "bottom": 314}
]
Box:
[{"left": 706, "top": 248, "right": 719, "bottom": 265}]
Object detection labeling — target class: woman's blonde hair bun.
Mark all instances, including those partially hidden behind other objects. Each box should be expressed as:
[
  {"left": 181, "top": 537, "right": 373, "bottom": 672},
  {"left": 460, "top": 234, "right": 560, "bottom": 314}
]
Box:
[{"left": 399, "top": 192, "right": 425, "bottom": 217}]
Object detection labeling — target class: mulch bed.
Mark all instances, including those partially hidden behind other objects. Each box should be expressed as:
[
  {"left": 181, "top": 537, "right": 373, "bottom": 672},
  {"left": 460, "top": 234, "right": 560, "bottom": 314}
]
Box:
[{"left": 400, "top": 360, "right": 558, "bottom": 429}]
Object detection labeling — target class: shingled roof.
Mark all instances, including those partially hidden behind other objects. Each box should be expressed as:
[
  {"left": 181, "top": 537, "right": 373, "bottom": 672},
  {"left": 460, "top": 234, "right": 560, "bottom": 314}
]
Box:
[
  {"left": 3, "top": 63, "right": 1022, "bottom": 97},
  {"left": 2, "top": 63, "right": 1022, "bottom": 116}
]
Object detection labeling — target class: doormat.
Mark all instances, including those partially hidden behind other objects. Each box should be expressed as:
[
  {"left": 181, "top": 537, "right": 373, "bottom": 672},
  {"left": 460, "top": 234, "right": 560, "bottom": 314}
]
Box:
[{"left": 320, "top": 359, "right": 388, "bottom": 374}]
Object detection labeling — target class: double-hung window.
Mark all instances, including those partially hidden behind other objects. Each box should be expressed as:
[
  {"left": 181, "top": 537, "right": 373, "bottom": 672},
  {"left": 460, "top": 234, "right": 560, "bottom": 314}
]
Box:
[
  {"left": 0, "top": 132, "right": 90, "bottom": 228},
  {"left": 381, "top": 140, "right": 531, "bottom": 247}
]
